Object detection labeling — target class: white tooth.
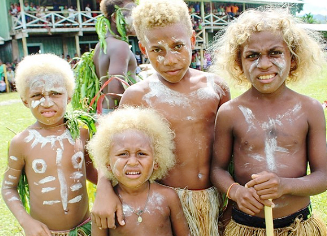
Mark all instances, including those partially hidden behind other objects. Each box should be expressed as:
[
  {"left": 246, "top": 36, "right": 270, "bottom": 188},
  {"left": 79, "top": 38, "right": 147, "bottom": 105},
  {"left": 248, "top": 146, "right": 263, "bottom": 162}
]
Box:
[{"left": 259, "top": 74, "right": 274, "bottom": 80}]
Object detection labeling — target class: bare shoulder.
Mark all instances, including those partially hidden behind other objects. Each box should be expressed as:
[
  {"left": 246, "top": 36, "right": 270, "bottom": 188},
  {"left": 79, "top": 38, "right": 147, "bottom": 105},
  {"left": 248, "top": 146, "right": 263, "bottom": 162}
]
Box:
[
  {"left": 151, "top": 183, "right": 179, "bottom": 202},
  {"left": 10, "top": 129, "right": 30, "bottom": 148},
  {"left": 8, "top": 128, "right": 31, "bottom": 160},
  {"left": 78, "top": 127, "right": 89, "bottom": 143},
  {"left": 120, "top": 78, "right": 151, "bottom": 106},
  {"left": 106, "top": 37, "right": 130, "bottom": 53}
]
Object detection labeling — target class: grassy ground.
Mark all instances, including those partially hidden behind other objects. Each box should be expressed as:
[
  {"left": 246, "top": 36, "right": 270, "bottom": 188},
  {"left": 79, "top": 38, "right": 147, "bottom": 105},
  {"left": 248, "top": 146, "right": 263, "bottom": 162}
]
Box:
[{"left": 0, "top": 68, "right": 326, "bottom": 235}]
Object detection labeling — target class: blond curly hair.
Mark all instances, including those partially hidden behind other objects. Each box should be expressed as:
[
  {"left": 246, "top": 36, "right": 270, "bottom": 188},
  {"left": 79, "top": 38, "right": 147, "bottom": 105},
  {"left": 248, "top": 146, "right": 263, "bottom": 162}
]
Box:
[
  {"left": 87, "top": 106, "right": 175, "bottom": 184},
  {"left": 132, "top": 0, "right": 193, "bottom": 45},
  {"left": 15, "top": 54, "right": 75, "bottom": 100},
  {"left": 210, "top": 7, "right": 326, "bottom": 85}
]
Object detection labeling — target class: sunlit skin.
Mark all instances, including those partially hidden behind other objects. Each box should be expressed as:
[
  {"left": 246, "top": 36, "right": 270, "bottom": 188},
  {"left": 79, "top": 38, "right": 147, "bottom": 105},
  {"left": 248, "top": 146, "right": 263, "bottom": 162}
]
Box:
[
  {"left": 93, "top": 0, "right": 137, "bottom": 110},
  {"left": 240, "top": 31, "right": 294, "bottom": 95},
  {"left": 92, "top": 20, "right": 230, "bottom": 230},
  {"left": 2, "top": 78, "right": 98, "bottom": 235},
  {"left": 140, "top": 23, "right": 194, "bottom": 84},
  {"left": 107, "top": 130, "right": 157, "bottom": 191},
  {"left": 92, "top": 130, "right": 190, "bottom": 236},
  {"left": 211, "top": 31, "right": 327, "bottom": 219},
  {"left": 23, "top": 79, "right": 70, "bottom": 128}
]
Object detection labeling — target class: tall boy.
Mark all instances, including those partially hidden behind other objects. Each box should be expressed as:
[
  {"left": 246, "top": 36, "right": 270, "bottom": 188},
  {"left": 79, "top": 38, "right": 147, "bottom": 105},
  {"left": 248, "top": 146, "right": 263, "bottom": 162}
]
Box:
[
  {"left": 92, "top": 0, "right": 231, "bottom": 235},
  {"left": 210, "top": 8, "right": 327, "bottom": 235},
  {"left": 1, "top": 54, "right": 97, "bottom": 235}
]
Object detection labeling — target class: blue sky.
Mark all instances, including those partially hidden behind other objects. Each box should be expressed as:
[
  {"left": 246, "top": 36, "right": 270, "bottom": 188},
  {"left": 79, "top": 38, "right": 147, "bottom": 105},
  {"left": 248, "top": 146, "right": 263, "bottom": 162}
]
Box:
[{"left": 298, "top": 0, "right": 327, "bottom": 15}]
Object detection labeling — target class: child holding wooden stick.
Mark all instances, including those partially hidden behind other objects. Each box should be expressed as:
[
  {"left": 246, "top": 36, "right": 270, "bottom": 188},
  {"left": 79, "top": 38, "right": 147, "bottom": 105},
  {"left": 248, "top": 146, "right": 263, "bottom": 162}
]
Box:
[{"left": 210, "top": 7, "right": 327, "bottom": 236}]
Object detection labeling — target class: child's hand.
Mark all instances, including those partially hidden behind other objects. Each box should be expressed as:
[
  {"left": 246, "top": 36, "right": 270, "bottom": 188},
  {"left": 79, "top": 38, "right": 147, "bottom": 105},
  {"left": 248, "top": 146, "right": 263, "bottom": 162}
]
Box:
[
  {"left": 246, "top": 171, "right": 283, "bottom": 201},
  {"left": 91, "top": 191, "right": 125, "bottom": 229},
  {"left": 232, "top": 184, "right": 269, "bottom": 215},
  {"left": 23, "top": 218, "right": 51, "bottom": 236}
]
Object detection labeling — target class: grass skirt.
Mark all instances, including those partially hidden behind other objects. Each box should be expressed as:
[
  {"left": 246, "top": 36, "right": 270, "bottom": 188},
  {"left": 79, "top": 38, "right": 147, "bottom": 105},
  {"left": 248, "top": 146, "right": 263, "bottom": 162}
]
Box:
[
  {"left": 175, "top": 186, "right": 223, "bottom": 236},
  {"left": 50, "top": 217, "right": 91, "bottom": 236},
  {"left": 224, "top": 214, "right": 327, "bottom": 236}
]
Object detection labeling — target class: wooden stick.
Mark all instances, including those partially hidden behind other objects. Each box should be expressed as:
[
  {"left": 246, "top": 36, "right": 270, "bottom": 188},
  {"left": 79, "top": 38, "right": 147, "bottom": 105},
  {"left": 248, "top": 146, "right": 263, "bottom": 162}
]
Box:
[{"left": 264, "top": 199, "right": 274, "bottom": 236}]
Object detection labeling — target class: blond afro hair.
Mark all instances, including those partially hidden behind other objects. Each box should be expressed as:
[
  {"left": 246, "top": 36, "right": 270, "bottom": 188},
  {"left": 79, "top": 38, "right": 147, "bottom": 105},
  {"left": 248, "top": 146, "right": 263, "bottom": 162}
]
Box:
[
  {"left": 132, "top": 0, "right": 193, "bottom": 45},
  {"left": 87, "top": 106, "right": 175, "bottom": 184},
  {"left": 210, "top": 7, "right": 326, "bottom": 85},
  {"left": 15, "top": 54, "right": 75, "bottom": 100}
]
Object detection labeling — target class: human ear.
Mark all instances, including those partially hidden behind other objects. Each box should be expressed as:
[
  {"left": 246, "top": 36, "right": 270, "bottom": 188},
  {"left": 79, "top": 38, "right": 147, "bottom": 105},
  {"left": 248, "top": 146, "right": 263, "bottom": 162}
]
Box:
[
  {"left": 22, "top": 98, "right": 30, "bottom": 108},
  {"left": 153, "top": 162, "right": 159, "bottom": 170},
  {"left": 139, "top": 41, "right": 148, "bottom": 58},
  {"left": 67, "top": 96, "right": 72, "bottom": 104},
  {"left": 190, "top": 31, "right": 196, "bottom": 50},
  {"left": 290, "top": 55, "right": 297, "bottom": 73},
  {"left": 111, "top": 12, "right": 116, "bottom": 24},
  {"left": 106, "top": 163, "right": 112, "bottom": 171}
]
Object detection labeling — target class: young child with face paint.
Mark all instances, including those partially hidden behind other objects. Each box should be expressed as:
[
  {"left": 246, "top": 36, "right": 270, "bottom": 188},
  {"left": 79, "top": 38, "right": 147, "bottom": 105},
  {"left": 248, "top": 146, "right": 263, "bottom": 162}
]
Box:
[
  {"left": 91, "top": 0, "right": 231, "bottom": 235},
  {"left": 210, "top": 8, "right": 327, "bottom": 235},
  {"left": 87, "top": 107, "right": 190, "bottom": 236},
  {"left": 1, "top": 54, "right": 98, "bottom": 236}
]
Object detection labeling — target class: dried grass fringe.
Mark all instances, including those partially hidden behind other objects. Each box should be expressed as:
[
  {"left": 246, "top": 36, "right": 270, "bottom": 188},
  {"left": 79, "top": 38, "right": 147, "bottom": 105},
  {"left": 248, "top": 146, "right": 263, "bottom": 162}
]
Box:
[
  {"left": 50, "top": 218, "right": 91, "bottom": 236},
  {"left": 224, "top": 214, "right": 327, "bottom": 236},
  {"left": 175, "top": 187, "right": 222, "bottom": 236}
]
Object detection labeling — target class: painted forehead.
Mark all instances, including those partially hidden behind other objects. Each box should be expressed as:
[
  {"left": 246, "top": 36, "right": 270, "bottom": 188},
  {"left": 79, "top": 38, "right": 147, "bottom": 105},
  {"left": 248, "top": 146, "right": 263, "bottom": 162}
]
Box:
[
  {"left": 28, "top": 74, "right": 66, "bottom": 91},
  {"left": 242, "top": 32, "right": 288, "bottom": 51}
]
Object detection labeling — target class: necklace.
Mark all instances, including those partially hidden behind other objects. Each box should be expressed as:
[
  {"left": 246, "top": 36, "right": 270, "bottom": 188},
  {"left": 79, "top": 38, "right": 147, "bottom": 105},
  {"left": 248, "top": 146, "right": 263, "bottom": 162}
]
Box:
[{"left": 118, "top": 183, "right": 151, "bottom": 223}]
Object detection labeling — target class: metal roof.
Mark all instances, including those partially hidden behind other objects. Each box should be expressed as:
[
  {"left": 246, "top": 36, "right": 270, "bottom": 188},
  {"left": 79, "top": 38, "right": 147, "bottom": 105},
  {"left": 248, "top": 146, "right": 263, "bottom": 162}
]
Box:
[{"left": 299, "top": 24, "right": 327, "bottom": 31}]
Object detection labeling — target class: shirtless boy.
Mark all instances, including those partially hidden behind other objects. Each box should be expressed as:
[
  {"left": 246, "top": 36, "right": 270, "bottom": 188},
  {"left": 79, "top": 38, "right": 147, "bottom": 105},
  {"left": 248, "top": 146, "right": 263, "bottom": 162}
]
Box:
[
  {"left": 93, "top": 0, "right": 137, "bottom": 113},
  {"left": 88, "top": 107, "right": 190, "bottom": 236},
  {"left": 92, "top": 0, "right": 230, "bottom": 235},
  {"left": 1, "top": 54, "right": 97, "bottom": 236},
  {"left": 210, "top": 8, "right": 327, "bottom": 235}
]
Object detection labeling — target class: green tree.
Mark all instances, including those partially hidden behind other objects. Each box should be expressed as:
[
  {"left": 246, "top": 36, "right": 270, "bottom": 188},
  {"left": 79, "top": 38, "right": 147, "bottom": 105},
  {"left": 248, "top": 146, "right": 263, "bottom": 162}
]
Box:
[{"left": 302, "top": 13, "right": 317, "bottom": 24}]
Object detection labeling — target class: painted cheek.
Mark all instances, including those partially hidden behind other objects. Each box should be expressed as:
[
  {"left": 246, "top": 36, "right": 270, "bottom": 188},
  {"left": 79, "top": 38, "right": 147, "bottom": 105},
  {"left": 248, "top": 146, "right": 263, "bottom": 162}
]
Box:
[
  {"left": 271, "top": 54, "right": 286, "bottom": 77},
  {"left": 157, "top": 56, "right": 164, "bottom": 63},
  {"left": 111, "top": 159, "right": 123, "bottom": 177}
]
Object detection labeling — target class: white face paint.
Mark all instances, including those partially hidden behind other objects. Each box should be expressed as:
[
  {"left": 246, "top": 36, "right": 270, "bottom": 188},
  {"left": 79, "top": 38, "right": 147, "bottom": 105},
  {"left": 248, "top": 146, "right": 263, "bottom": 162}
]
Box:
[
  {"left": 70, "top": 171, "right": 84, "bottom": 180},
  {"left": 68, "top": 195, "right": 82, "bottom": 203},
  {"left": 8, "top": 175, "right": 17, "bottom": 180},
  {"left": 25, "top": 128, "right": 85, "bottom": 212},
  {"left": 9, "top": 156, "right": 18, "bottom": 161},
  {"left": 239, "top": 104, "right": 301, "bottom": 171},
  {"left": 70, "top": 183, "right": 83, "bottom": 191},
  {"left": 38, "top": 176, "right": 56, "bottom": 184},
  {"left": 32, "top": 159, "right": 47, "bottom": 174},
  {"left": 41, "top": 187, "right": 56, "bottom": 193},
  {"left": 56, "top": 148, "right": 68, "bottom": 212},
  {"left": 271, "top": 53, "right": 286, "bottom": 77},
  {"left": 8, "top": 196, "right": 20, "bottom": 202},
  {"left": 25, "top": 129, "right": 75, "bottom": 149},
  {"left": 72, "top": 152, "right": 84, "bottom": 169}
]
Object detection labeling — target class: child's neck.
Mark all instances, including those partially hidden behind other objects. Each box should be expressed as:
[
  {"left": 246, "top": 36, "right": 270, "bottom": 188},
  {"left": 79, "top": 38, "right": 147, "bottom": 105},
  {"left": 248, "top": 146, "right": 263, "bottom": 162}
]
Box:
[
  {"left": 29, "top": 120, "right": 67, "bottom": 131},
  {"left": 117, "top": 182, "right": 151, "bottom": 223}
]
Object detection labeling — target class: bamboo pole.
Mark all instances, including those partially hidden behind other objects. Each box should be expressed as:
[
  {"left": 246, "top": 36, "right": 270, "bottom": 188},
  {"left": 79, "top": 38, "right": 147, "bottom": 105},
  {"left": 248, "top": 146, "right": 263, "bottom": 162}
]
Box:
[{"left": 265, "top": 200, "right": 274, "bottom": 236}]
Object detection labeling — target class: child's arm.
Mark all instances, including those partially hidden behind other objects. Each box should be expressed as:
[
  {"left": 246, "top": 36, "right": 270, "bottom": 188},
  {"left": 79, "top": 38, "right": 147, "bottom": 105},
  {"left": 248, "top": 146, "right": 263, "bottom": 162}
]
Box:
[
  {"left": 211, "top": 103, "right": 272, "bottom": 216},
  {"left": 91, "top": 214, "right": 109, "bottom": 236},
  {"left": 246, "top": 99, "right": 327, "bottom": 200},
  {"left": 91, "top": 169, "right": 125, "bottom": 229},
  {"left": 1, "top": 136, "right": 52, "bottom": 236},
  {"left": 168, "top": 189, "right": 191, "bottom": 236},
  {"left": 81, "top": 128, "right": 98, "bottom": 184}
]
